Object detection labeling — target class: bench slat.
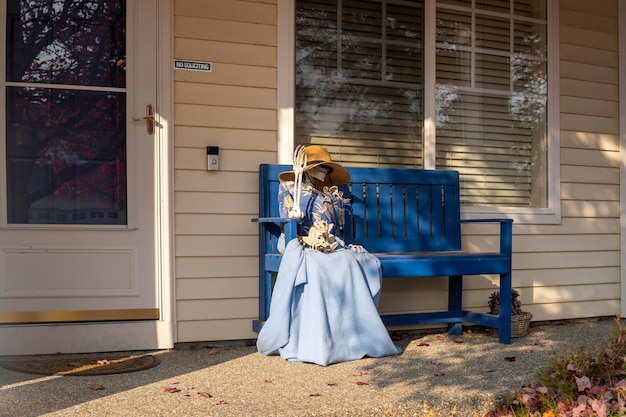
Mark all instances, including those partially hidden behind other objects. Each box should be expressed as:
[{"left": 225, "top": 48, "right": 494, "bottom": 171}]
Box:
[
  {"left": 405, "top": 185, "right": 418, "bottom": 238},
  {"left": 380, "top": 183, "right": 392, "bottom": 239},
  {"left": 365, "top": 183, "right": 378, "bottom": 240}
]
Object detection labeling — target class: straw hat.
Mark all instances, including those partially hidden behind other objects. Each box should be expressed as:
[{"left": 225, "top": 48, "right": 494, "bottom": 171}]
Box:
[{"left": 278, "top": 145, "right": 350, "bottom": 186}]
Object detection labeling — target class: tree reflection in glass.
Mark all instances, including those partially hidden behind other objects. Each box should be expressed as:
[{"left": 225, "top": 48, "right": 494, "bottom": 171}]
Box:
[{"left": 5, "top": 0, "right": 126, "bottom": 224}]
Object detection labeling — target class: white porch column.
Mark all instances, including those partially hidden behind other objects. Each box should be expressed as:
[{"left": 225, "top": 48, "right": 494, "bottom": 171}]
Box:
[{"left": 619, "top": 0, "right": 626, "bottom": 318}]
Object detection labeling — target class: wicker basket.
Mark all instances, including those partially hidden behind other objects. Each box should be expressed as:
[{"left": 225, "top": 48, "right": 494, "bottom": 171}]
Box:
[
  {"left": 511, "top": 312, "right": 533, "bottom": 338},
  {"left": 489, "top": 311, "right": 533, "bottom": 338}
]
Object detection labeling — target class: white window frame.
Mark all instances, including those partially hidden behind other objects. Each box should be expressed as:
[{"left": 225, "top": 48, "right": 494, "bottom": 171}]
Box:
[{"left": 278, "top": 0, "right": 561, "bottom": 225}]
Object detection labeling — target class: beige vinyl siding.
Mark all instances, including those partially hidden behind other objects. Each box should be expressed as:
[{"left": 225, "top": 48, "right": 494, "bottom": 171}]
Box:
[
  {"left": 173, "top": 0, "right": 278, "bottom": 342},
  {"left": 173, "top": 0, "right": 621, "bottom": 343},
  {"left": 513, "top": 0, "right": 620, "bottom": 320}
]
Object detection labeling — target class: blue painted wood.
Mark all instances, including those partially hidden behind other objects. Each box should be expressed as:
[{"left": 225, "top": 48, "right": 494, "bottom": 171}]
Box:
[{"left": 252, "top": 164, "right": 514, "bottom": 344}]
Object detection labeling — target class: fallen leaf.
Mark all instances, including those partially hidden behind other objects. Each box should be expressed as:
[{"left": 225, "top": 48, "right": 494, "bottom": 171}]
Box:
[
  {"left": 308, "top": 393, "right": 321, "bottom": 397},
  {"left": 557, "top": 400, "right": 570, "bottom": 415},
  {"left": 436, "top": 335, "right": 445, "bottom": 340},
  {"left": 504, "top": 356, "right": 516, "bottom": 362},
  {"left": 206, "top": 348, "right": 220, "bottom": 355},
  {"left": 352, "top": 371, "right": 369, "bottom": 376},
  {"left": 356, "top": 381, "right": 369, "bottom": 385},
  {"left": 212, "top": 399, "right": 228, "bottom": 405},
  {"left": 165, "top": 387, "right": 181, "bottom": 393},
  {"left": 414, "top": 341, "right": 430, "bottom": 347},
  {"left": 198, "top": 392, "right": 213, "bottom": 398},
  {"left": 606, "top": 347, "right": 616, "bottom": 359},
  {"left": 454, "top": 340, "right": 464, "bottom": 344},
  {"left": 482, "top": 368, "right": 495, "bottom": 373},
  {"left": 588, "top": 385, "right": 602, "bottom": 395},
  {"left": 433, "top": 371, "right": 445, "bottom": 376},
  {"left": 572, "top": 402, "right": 586, "bottom": 416},
  {"left": 326, "top": 382, "right": 338, "bottom": 386},
  {"left": 88, "top": 384, "right": 105, "bottom": 390},
  {"left": 263, "top": 379, "right": 272, "bottom": 383},
  {"left": 522, "top": 393, "right": 536, "bottom": 405},
  {"left": 97, "top": 360, "right": 110, "bottom": 365},
  {"left": 590, "top": 397, "right": 607, "bottom": 417},
  {"left": 575, "top": 375, "right": 591, "bottom": 392},
  {"left": 615, "top": 379, "right": 626, "bottom": 389}
]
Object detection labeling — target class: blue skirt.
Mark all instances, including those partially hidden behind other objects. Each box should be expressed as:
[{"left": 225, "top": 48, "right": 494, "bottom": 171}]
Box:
[{"left": 257, "top": 239, "right": 401, "bottom": 366}]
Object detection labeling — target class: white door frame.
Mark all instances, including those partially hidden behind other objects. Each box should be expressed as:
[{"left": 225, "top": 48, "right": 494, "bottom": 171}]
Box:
[{"left": 153, "top": 0, "right": 176, "bottom": 350}]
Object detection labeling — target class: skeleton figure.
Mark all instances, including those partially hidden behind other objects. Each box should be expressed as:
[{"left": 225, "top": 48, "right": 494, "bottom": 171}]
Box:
[{"left": 258, "top": 145, "right": 401, "bottom": 366}]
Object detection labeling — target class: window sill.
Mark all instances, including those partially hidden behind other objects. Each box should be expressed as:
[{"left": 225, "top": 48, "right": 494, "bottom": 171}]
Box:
[{"left": 461, "top": 206, "right": 561, "bottom": 225}]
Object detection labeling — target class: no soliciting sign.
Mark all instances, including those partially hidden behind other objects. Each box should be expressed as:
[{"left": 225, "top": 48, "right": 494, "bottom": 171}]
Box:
[{"left": 174, "top": 60, "right": 212, "bottom": 72}]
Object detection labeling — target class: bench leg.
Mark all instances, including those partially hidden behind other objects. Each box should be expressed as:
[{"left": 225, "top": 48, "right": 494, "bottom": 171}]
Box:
[
  {"left": 498, "top": 272, "right": 512, "bottom": 344},
  {"left": 253, "top": 270, "right": 273, "bottom": 333},
  {"left": 447, "top": 275, "right": 463, "bottom": 336},
  {"left": 259, "top": 270, "right": 272, "bottom": 321}
]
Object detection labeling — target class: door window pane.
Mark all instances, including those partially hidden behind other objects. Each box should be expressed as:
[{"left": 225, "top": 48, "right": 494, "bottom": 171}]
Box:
[
  {"left": 6, "top": 1, "right": 125, "bottom": 87},
  {"left": 6, "top": 88, "right": 127, "bottom": 224},
  {"left": 5, "top": 0, "right": 127, "bottom": 225}
]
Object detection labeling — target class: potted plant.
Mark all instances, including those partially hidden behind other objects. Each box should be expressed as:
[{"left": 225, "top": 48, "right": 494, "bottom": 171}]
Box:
[{"left": 488, "top": 289, "right": 533, "bottom": 337}]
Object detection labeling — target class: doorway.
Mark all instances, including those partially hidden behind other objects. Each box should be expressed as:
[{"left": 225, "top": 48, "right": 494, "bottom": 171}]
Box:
[{"left": 0, "top": 0, "right": 173, "bottom": 355}]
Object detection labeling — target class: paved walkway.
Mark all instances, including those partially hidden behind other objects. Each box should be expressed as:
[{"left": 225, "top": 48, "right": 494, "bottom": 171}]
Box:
[{"left": 0, "top": 318, "right": 616, "bottom": 417}]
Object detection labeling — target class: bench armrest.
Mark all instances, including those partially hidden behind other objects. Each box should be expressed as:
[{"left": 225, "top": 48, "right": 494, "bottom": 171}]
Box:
[
  {"left": 459, "top": 218, "right": 513, "bottom": 255},
  {"left": 458, "top": 218, "right": 513, "bottom": 224},
  {"left": 252, "top": 217, "right": 300, "bottom": 241}
]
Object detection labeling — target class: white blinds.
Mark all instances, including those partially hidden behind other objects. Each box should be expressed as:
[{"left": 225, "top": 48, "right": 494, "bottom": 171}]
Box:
[
  {"left": 435, "top": 0, "right": 548, "bottom": 207},
  {"left": 295, "top": 0, "right": 424, "bottom": 167},
  {"left": 294, "top": 0, "right": 548, "bottom": 208}
]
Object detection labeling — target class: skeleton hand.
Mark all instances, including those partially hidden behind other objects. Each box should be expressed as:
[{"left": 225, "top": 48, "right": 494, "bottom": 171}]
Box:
[
  {"left": 288, "top": 145, "right": 307, "bottom": 219},
  {"left": 348, "top": 244, "right": 364, "bottom": 253}
]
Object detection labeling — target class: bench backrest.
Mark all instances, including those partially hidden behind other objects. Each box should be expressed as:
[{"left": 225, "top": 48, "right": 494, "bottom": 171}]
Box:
[{"left": 259, "top": 164, "right": 462, "bottom": 254}]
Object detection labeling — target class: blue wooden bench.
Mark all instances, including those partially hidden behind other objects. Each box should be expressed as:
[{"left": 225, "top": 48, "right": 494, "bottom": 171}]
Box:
[{"left": 252, "top": 164, "right": 514, "bottom": 343}]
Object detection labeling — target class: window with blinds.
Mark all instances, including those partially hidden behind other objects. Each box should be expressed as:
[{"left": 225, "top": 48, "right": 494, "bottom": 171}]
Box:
[
  {"left": 294, "top": 0, "right": 548, "bottom": 208},
  {"left": 435, "top": 0, "right": 547, "bottom": 207},
  {"left": 295, "top": 0, "right": 424, "bottom": 167}
]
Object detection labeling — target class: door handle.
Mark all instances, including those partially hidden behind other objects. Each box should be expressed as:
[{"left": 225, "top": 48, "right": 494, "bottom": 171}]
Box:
[{"left": 132, "top": 104, "right": 155, "bottom": 135}]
